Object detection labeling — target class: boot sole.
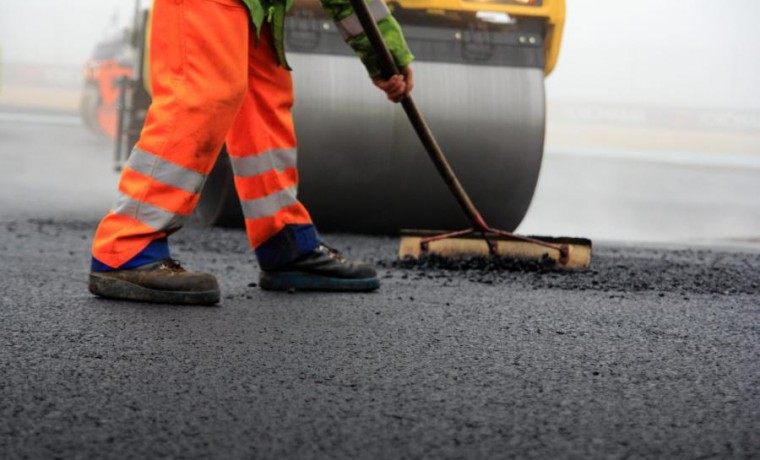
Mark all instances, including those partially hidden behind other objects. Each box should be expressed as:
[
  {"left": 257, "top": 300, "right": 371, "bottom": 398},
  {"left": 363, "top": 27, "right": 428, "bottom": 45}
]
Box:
[
  {"left": 89, "top": 274, "right": 220, "bottom": 306},
  {"left": 259, "top": 272, "right": 380, "bottom": 292}
]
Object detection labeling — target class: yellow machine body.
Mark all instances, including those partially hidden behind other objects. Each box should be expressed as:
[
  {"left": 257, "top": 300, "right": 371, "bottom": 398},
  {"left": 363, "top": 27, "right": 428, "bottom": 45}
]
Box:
[{"left": 393, "top": 0, "right": 565, "bottom": 75}]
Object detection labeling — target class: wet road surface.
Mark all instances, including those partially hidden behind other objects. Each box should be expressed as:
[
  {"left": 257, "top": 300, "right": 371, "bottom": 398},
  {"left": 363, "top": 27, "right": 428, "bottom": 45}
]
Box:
[{"left": 1, "top": 114, "right": 759, "bottom": 458}]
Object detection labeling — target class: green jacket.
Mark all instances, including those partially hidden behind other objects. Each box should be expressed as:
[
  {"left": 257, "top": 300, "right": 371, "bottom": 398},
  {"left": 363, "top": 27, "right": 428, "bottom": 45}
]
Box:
[{"left": 240, "top": 0, "right": 414, "bottom": 78}]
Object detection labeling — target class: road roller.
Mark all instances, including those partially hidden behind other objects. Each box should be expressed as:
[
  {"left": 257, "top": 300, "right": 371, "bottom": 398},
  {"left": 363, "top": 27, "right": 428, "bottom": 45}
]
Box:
[{"left": 112, "top": 0, "right": 565, "bottom": 234}]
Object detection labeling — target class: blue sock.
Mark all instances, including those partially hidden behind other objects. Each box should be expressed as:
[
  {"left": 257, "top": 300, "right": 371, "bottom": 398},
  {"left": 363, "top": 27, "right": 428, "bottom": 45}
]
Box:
[
  {"left": 91, "top": 238, "right": 171, "bottom": 271},
  {"left": 255, "top": 224, "right": 320, "bottom": 270}
]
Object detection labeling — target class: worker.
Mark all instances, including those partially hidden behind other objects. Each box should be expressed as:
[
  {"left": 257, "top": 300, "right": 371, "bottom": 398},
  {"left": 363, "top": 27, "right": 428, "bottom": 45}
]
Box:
[{"left": 88, "top": 0, "right": 414, "bottom": 305}]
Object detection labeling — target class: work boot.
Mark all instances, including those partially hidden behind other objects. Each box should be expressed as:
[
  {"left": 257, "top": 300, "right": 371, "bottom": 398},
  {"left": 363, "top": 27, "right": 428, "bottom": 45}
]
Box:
[
  {"left": 89, "top": 259, "right": 220, "bottom": 305},
  {"left": 259, "top": 245, "right": 380, "bottom": 292}
]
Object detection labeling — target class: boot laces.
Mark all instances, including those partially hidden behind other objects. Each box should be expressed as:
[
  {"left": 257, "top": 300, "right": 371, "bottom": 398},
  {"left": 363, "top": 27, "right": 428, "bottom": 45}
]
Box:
[
  {"left": 320, "top": 244, "right": 349, "bottom": 264},
  {"left": 158, "top": 259, "right": 185, "bottom": 272}
]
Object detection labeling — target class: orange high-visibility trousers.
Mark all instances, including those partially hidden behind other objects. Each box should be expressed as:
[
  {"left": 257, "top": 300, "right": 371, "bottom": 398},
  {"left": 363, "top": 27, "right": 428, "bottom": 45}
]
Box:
[{"left": 92, "top": 0, "right": 316, "bottom": 271}]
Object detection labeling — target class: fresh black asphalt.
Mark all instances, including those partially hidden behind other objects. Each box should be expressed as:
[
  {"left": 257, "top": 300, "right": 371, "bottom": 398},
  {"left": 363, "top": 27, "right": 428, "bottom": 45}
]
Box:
[{"left": 1, "top": 219, "right": 759, "bottom": 459}]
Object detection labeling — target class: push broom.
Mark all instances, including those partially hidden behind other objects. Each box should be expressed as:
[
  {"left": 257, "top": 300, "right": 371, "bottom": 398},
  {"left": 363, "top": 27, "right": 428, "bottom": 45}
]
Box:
[{"left": 348, "top": 0, "right": 592, "bottom": 269}]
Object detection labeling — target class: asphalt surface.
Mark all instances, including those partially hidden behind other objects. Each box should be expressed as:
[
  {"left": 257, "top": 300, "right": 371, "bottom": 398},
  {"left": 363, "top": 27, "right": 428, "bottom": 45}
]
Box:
[{"left": 1, "top": 114, "right": 760, "bottom": 459}]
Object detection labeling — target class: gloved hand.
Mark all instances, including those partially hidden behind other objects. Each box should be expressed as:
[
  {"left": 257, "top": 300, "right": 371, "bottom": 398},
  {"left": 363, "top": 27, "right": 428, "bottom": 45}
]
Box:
[{"left": 372, "top": 65, "right": 414, "bottom": 103}]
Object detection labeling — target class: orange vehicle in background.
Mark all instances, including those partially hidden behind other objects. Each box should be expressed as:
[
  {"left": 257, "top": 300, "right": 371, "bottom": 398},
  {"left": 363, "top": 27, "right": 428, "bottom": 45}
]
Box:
[{"left": 79, "top": 32, "right": 133, "bottom": 138}]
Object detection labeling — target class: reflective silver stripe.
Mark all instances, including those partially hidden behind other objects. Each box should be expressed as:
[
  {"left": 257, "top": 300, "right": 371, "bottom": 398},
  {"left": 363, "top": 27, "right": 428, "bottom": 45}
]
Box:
[
  {"left": 335, "top": 0, "right": 391, "bottom": 40},
  {"left": 112, "top": 193, "right": 185, "bottom": 231},
  {"left": 240, "top": 186, "right": 299, "bottom": 220},
  {"left": 229, "top": 148, "right": 297, "bottom": 178},
  {"left": 126, "top": 147, "right": 207, "bottom": 194}
]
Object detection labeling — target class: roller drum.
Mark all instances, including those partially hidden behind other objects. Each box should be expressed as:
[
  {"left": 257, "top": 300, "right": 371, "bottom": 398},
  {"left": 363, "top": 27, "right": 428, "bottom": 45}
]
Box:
[{"left": 292, "top": 54, "right": 545, "bottom": 233}]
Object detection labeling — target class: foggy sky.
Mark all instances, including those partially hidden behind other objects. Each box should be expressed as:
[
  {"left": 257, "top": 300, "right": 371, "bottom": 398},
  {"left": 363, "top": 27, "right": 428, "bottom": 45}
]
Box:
[
  {"left": 0, "top": 1, "right": 141, "bottom": 65},
  {"left": 548, "top": 0, "right": 760, "bottom": 109}
]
